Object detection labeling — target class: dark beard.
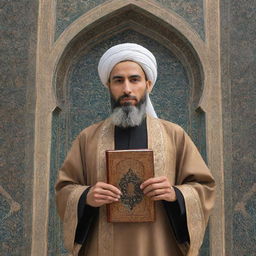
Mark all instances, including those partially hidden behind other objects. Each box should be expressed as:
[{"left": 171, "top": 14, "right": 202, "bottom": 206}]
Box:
[{"left": 110, "top": 93, "right": 147, "bottom": 128}]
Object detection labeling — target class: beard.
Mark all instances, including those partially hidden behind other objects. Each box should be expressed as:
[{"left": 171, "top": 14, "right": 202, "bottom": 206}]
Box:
[{"left": 110, "top": 92, "right": 147, "bottom": 128}]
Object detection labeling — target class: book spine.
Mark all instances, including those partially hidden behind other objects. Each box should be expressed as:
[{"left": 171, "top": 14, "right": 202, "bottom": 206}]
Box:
[{"left": 105, "top": 151, "right": 112, "bottom": 222}]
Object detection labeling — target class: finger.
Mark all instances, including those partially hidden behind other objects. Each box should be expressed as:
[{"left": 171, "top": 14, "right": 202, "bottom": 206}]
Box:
[
  {"left": 87, "top": 190, "right": 118, "bottom": 207},
  {"left": 95, "top": 194, "right": 119, "bottom": 202},
  {"left": 94, "top": 188, "right": 121, "bottom": 199},
  {"left": 151, "top": 191, "right": 177, "bottom": 202},
  {"left": 150, "top": 194, "right": 172, "bottom": 201},
  {"left": 94, "top": 198, "right": 117, "bottom": 206},
  {"left": 140, "top": 176, "right": 167, "bottom": 189},
  {"left": 142, "top": 182, "right": 170, "bottom": 194},
  {"left": 99, "top": 183, "right": 122, "bottom": 195},
  {"left": 145, "top": 188, "right": 171, "bottom": 198}
]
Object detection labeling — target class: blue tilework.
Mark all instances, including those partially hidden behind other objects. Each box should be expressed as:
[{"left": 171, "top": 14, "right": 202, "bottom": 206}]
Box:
[
  {"left": 55, "top": 0, "right": 205, "bottom": 40},
  {"left": 49, "top": 29, "right": 207, "bottom": 254},
  {"left": 55, "top": 0, "right": 108, "bottom": 39},
  {"left": 154, "top": 0, "right": 205, "bottom": 39},
  {"left": 0, "top": 0, "right": 38, "bottom": 255},
  {"left": 221, "top": 0, "right": 256, "bottom": 254}
]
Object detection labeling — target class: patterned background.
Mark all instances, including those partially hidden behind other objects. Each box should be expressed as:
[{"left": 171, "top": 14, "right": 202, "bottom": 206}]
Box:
[
  {"left": 0, "top": 0, "right": 255, "bottom": 255},
  {"left": 55, "top": 0, "right": 205, "bottom": 40},
  {"left": 49, "top": 29, "right": 207, "bottom": 255}
]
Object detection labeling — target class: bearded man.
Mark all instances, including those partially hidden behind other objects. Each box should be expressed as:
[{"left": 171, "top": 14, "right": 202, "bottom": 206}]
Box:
[{"left": 55, "top": 43, "right": 215, "bottom": 256}]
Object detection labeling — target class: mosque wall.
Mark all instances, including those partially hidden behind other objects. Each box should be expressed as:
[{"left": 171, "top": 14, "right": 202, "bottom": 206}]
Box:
[
  {"left": 220, "top": 0, "right": 256, "bottom": 255},
  {"left": 0, "top": 0, "right": 255, "bottom": 255},
  {"left": 49, "top": 28, "right": 207, "bottom": 255},
  {"left": 0, "top": 0, "right": 38, "bottom": 255},
  {"left": 55, "top": 0, "right": 205, "bottom": 39}
]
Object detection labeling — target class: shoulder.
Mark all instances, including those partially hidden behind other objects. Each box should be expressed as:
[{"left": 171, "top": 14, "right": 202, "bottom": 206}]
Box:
[
  {"left": 159, "top": 118, "right": 184, "bottom": 132},
  {"left": 149, "top": 115, "right": 185, "bottom": 136},
  {"left": 77, "top": 119, "right": 107, "bottom": 141}
]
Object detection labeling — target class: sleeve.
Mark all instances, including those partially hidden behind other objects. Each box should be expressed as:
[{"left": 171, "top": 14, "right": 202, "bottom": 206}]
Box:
[
  {"left": 75, "top": 187, "right": 99, "bottom": 244},
  {"left": 174, "top": 128, "right": 216, "bottom": 255},
  {"left": 55, "top": 134, "right": 91, "bottom": 254},
  {"left": 163, "top": 187, "right": 189, "bottom": 244}
]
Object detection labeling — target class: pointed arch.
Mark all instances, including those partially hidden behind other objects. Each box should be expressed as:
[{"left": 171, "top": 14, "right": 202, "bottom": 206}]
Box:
[
  {"left": 32, "top": 1, "right": 224, "bottom": 255},
  {"left": 49, "top": 0, "right": 211, "bottom": 109}
]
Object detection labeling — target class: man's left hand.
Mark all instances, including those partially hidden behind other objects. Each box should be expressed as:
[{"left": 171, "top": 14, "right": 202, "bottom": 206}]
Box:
[{"left": 140, "top": 176, "right": 176, "bottom": 202}]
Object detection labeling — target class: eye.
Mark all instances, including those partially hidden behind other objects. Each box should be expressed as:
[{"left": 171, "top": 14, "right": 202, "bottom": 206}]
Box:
[
  {"left": 113, "top": 78, "right": 123, "bottom": 83},
  {"left": 130, "top": 77, "right": 140, "bottom": 83}
]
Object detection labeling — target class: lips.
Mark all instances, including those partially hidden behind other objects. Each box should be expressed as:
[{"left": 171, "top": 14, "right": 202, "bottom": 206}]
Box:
[
  {"left": 122, "top": 97, "right": 135, "bottom": 101},
  {"left": 120, "top": 97, "right": 137, "bottom": 104}
]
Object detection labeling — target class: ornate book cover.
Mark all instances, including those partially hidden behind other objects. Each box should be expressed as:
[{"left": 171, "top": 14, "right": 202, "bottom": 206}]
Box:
[{"left": 106, "top": 149, "right": 155, "bottom": 222}]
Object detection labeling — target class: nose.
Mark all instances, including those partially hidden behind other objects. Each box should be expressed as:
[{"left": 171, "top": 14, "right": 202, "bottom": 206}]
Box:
[{"left": 123, "top": 80, "right": 132, "bottom": 95}]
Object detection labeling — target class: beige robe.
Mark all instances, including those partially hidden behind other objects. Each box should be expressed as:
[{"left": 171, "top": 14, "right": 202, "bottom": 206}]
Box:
[{"left": 55, "top": 115, "right": 215, "bottom": 256}]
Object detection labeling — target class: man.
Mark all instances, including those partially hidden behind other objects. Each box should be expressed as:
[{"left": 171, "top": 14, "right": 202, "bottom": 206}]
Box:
[{"left": 55, "top": 43, "right": 215, "bottom": 256}]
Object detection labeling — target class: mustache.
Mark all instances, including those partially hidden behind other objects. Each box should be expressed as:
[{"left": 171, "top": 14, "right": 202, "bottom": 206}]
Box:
[
  {"left": 118, "top": 94, "right": 137, "bottom": 102},
  {"left": 111, "top": 94, "right": 138, "bottom": 109}
]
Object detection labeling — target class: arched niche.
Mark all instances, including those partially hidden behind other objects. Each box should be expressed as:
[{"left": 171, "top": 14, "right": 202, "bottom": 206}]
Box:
[
  {"left": 54, "top": 4, "right": 205, "bottom": 144},
  {"left": 48, "top": 5, "right": 208, "bottom": 255}
]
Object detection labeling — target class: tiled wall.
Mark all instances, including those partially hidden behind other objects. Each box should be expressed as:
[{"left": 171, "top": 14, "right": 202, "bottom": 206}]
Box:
[
  {"left": 0, "top": 0, "right": 38, "bottom": 255},
  {"left": 55, "top": 0, "right": 205, "bottom": 39},
  {"left": 221, "top": 0, "right": 256, "bottom": 255},
  {"left": 49, "top": 27, "right": 207, "bottom": 255},
  {"left": 1, "top": 0, "right": 255, "bottom": 255}
]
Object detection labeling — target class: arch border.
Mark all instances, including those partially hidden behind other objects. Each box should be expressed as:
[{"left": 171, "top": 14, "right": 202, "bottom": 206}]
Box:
[
  {"left": 32, "top": 0, "right": 224, "bottom": 255},
  {"left": 50, "top": 0, "right": 211, "bottom": 109}
]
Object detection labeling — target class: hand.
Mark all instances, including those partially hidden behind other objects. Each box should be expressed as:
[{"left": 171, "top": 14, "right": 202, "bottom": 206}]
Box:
[
  {"left": 86, "top": 182, "right": 122, "bottom": 207},
  {"left": 140, "top": 176, "right": 177, "bottom": 202}
]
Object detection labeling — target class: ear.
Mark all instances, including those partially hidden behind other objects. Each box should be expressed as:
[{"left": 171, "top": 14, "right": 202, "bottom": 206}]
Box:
[
  {"left": 146, "top": 80, "right": 153, "bottom": 93},
  {"left": 107, "top": 79, "right": 111, "bottom": 88}
]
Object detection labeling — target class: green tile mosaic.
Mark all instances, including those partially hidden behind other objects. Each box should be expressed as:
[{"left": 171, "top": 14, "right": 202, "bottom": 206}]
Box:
[
  {"left": 55, "top": 0, "right": 205, "bottom": 40},
  {"left": 55, "top": 0, "right": 108, "bottom": 39},
  {"left": 49, "top": 29, "right": 207, "bottom": 254},
  {"left": 0, "top": 0, "right": 38, "bottom": 255},
  {"left": 154, "top": 0, "right": 205, "bottom": 39}
]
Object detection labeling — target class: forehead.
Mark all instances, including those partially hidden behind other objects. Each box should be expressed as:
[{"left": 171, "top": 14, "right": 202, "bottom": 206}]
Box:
[{"left": 110, "top": 61, "right": 145, "bottom": 77}]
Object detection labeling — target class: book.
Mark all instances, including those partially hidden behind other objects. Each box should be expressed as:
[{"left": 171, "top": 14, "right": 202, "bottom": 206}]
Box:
[{"left": 106, "top": 149, "right": 155, "bottom": 222}]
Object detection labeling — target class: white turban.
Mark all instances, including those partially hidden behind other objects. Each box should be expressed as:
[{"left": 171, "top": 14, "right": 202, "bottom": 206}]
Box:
[{"left": 98, "top": 43, "right": 158, "bottom": 118}]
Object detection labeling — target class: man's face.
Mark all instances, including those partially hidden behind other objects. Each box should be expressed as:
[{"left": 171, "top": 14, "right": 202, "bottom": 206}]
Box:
[{"left": 108, "top": 61, "right": 152, "bottom": 107}]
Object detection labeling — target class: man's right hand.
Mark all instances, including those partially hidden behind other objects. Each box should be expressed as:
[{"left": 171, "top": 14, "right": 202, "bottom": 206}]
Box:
[{"left": 86, "top": 182, "right": 122, "bottom": 207}]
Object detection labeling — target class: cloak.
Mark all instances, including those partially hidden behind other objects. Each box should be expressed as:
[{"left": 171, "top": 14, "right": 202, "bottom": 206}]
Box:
[{"left": 55, "top": 115, "right": 215, "bottom": 256}]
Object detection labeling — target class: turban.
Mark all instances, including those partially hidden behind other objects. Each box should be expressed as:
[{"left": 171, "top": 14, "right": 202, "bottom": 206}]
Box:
[{"left": 98, "top": 43, "right": 158, "bottom": 118}]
